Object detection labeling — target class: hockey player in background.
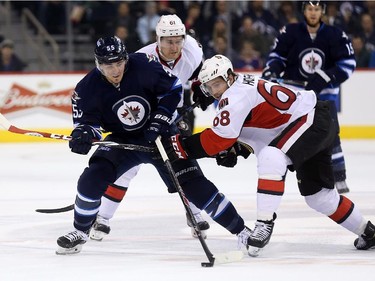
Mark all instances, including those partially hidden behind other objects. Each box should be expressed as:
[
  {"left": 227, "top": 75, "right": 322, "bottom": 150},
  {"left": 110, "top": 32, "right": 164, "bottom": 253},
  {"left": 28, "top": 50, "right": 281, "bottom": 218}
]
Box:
[
  {"left": 165, "top": 54, "right": 375, "bottom": 256},
  {"left": 56, "top": 36, "right": 252, "bottom": 255},
  {"left": 90, "top": 14, "right": 214, "bottom": 241},
  {"left": 261, "top": 1, "right": 355, "bottom": 194}
]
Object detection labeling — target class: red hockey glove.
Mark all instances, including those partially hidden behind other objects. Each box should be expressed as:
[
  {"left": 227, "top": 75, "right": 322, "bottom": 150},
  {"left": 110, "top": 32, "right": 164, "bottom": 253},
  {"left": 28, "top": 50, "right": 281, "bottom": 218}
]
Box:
[{"left": 163, "top": 134, "right": 188, "bottom": 162}]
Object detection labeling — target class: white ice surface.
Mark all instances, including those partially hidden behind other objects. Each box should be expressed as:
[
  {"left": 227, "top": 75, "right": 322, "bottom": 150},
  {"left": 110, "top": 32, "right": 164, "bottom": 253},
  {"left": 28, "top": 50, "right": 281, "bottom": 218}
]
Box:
[{"left": 0, "top": 140, "right": 374, "bottom": 280}]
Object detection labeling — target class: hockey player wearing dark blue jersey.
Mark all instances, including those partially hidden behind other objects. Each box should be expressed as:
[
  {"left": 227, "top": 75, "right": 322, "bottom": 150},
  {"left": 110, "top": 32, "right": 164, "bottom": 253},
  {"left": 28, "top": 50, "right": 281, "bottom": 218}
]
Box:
[
  {"left": 262, "top": 0, "right": 355, "bottom": 194},
  {"left": 56, "top": 36, "right": 251, "bottom": 255}
]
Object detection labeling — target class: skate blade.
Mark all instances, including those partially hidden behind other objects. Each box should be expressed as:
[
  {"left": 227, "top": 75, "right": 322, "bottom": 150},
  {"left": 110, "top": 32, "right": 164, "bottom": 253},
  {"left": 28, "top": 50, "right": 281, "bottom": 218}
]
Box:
[
  {"left": 89, "top": 229, "right": 107, "bottom": 241},
  {"left": 247, "top": 246, "right": 261, "bottom": 257},
  {"left": 55, "top": 244, "right": 82, "bottom": 255},
  {"left": 214, "top": 250, "right": 244, "bottom": 264}
]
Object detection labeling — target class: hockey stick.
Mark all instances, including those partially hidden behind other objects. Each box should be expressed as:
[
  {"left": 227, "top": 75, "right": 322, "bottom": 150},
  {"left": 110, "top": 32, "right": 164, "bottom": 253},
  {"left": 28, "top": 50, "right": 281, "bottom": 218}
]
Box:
[
  {"left": 28, "top": 103, "right": 198, "bottom": 214},
  {"left": 155, "top": 137, "right": 244, "bottom": 267},
  {"left": 155, "top": 136, "right": 215, "bottom": 267},
  {"left": 175, "top": 101, "right": 199, "bottom": 123},
  {"left": 35, "top": 204, "right": 74, "bottom": 213},
  {"left": 0, "top": 113, "right": 156, "bottom": 152},
  {"left": 276, "top": 78, "right": 307, "bottom": 87}
]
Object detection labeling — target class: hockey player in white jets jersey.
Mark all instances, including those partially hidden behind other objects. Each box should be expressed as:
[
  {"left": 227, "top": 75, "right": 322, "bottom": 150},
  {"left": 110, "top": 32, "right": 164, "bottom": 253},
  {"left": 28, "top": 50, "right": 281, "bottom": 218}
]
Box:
[
  {"left": 90, "top": 14, "right": 210, "bottom": 241},
  {"left": 165, "top": 55, "right": 375, "bottom": 256}
]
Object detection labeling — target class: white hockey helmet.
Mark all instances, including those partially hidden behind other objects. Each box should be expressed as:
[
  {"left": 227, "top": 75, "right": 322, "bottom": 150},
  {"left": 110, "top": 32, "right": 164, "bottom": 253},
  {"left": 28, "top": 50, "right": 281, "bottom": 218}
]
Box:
[
  {"left": 199, "top": 55, "right": 233, "bottom": 84},
  {"left": 198, "top": 55, "right": 234, "bottom": 97},
  {"left": 156, "top": 14, "right": 186, "bottom": 38}
]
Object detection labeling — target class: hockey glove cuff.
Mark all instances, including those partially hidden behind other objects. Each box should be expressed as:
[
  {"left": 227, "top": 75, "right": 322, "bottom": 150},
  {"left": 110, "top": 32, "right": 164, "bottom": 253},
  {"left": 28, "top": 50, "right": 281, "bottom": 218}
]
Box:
[
  {"left": 305, "top": 69, "right": 331, "bottom": 95},
  {"left": 69, "top": 125, "right": 98, "bottom": 155},
  {"left": 144, "top": 110, "right": 172, "bottom": 143},
  {"left": 162, "top": 134, "right": 188, "bottom": 162}
]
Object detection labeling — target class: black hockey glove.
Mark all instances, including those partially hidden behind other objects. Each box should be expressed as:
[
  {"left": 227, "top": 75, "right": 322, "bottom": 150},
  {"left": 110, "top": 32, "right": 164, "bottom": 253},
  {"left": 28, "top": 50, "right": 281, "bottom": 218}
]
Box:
[
  {"left": 144, "top": 110, "right": 172, "bottom": 143},
  {"left": 305, "top": 69, "right": 331, "bottom": 95},
  {"left": 216, "top": 141, "right": 253, "bottom": 168},
  {"left": 69, "top": 125, "right": 97, "bottom": 155},
  {"left": 176, "top": 106, "right": 193, "bottom": 137},
  {"left": 192, "top": 82, "right": 214, "bottom": 111},
  {"left": 261, "top": 65, "right": 280, "bottom": 82}
]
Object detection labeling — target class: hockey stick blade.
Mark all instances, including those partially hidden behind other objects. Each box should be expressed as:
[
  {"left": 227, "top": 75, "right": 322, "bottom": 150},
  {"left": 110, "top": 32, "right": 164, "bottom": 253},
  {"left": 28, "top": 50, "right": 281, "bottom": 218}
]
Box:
[{"left": 35, "top": 204, "right": 74, "bottom": 213}]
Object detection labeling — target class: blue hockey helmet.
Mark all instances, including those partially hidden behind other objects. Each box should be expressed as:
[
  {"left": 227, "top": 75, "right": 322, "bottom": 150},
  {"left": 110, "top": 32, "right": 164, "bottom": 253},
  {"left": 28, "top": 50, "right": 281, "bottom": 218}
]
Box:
[
  {"left": 94, "top": 36, "right": 128, "bottom": 64},
  {"left": 302, "top": 1, "right": 326, "bottom": 14}
]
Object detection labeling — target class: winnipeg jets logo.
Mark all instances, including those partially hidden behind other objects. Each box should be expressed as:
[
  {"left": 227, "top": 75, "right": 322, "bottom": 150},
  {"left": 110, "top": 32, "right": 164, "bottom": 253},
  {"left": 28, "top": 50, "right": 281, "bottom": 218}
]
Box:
[
  {"left": 299, "top": 48, "right": 325, "bottom": 78},
  {"left": 112, "top": 95, "right": 150, "bottom": 131},
  {"left": 120, "top": 103, "right": 141, "bottom": 123}
]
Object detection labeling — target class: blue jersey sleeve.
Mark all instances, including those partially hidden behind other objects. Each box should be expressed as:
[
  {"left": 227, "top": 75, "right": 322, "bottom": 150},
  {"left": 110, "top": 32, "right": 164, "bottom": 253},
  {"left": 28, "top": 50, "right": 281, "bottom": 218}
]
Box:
[
  {"left": 324, "top": 26, "right": 356, "bottom": 86},
  {"left": 71, "top": 69, "right": 103, "bottom": 139}
]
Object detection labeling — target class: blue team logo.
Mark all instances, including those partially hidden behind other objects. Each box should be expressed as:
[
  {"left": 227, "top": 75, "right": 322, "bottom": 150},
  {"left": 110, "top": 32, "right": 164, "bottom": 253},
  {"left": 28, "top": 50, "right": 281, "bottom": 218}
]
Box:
[
  {"left": 112, "top": 95, "right": 150, "bottom": 131},
  {"left": 299, "top": 48, "right": 325, "bottom": 78}
]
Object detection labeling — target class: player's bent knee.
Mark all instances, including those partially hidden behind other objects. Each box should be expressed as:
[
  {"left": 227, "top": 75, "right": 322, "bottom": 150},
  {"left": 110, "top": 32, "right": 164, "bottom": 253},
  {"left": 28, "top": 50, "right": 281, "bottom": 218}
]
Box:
[
  {"left": 304, "top": 188, "right": 340, "bottom": 215},
  {"left": 257, "top": 146, "right": 290, "bottom": 179}
]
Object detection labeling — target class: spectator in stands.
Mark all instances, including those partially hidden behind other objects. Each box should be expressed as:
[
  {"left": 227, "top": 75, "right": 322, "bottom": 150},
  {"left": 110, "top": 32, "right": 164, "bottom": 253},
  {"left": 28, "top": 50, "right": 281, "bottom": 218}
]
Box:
[
  {"left": 246, "top": 0, "right": 279, "bottom": 37},
  {"left": 136, "top": 2, "right": 160, "bottom": 46},
  {"left": 336, "top": 1, "right": 362, "bottom": 36},
  {"left": 113, "top": 2, "right": 137, "bottom": 32},
  {"left": 233, "top": 40, "right": 263, "bottom": 70},
  {"left": 183, "top": 2, "right": 205, "bottom": 42},
  {"left": 359, "top": 13, "right": 375, "bottom": 51},
  {"left": 234, "top": 16, "right": 272, "bottom": 62},
  {"left": 205, "top": 35, "right": 237, "bottom": 62},
  {"left": 114, "top": 25, "right": 141, "bottom": 53},
  {"left": 202, "top": 1, "right": 238, "bottom": 52},
  {"left": 363, "top": 0, "right": 375, "bottom": 19},
  {"left": 352, "top": 34, "right": 371, "bottom": 67},
  {"left": 87, "top": 1, "right": 117, "bottom": 42},
  {"left": 210, "top": 18, "right": 228, "bottom": 45},
  {"left": 0, "top": 39, "right": 27, "bottom": 72},
  {"left": 38, "top": 1, "right": 66, "bottom": 34},
  {"left": 324, "top": 1, "right": 343, "bottom": 28},
  {"left": 276, "top": 1, "right": 301, "bottom": 27}
]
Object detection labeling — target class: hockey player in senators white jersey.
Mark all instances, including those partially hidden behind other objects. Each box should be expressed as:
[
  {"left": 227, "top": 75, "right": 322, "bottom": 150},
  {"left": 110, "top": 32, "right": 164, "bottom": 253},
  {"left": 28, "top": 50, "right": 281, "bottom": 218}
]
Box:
[
  {"left": 90, "top": 14, "right": 211, "bottom": 241},
  {"left": 165, "top": 55, "right": 375, "bottom": 256},
  {"left": 262, "top": 1, "right": 355, "bottom": 194}
]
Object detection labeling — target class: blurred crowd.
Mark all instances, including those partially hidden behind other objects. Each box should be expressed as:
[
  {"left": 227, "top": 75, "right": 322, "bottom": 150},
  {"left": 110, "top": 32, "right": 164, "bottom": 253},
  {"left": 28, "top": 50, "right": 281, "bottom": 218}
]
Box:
[{"left": 2, "top": 0, "right": 375, "bottom": 72}]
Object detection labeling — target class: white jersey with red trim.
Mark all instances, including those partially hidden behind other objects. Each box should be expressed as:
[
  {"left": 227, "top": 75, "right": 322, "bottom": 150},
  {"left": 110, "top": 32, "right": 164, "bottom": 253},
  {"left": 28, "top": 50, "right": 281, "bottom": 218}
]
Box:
[
  {"left": 205, "top": 74, "right": 317, "bottom": 156},
  {"left": 136, "top": 35, "right": 203, "bottom": 84}
]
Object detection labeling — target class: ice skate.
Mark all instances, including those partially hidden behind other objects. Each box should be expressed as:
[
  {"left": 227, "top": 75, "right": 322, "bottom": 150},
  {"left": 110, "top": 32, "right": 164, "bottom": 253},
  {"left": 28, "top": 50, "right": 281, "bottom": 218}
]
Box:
[
  {"left": 335, "top": 181, "right": 350, "bottom": 194},
  {"left": 90, "top": 215, "right": 111, "bottom": 241},
  {"left": 186, "top": 212, "right": 210, "bottom": 239},
  {"left": 237, "top": 226, "right": 252, "bottom": 251},
  {"left": 354, "top": 221, "right": 375, "bottom": 250},
  {"left": 56, "top": 229, "right": 89, "bottom": 255},
  {"left": 246, "top": 213, "right": 277, "bottom": 256}
]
